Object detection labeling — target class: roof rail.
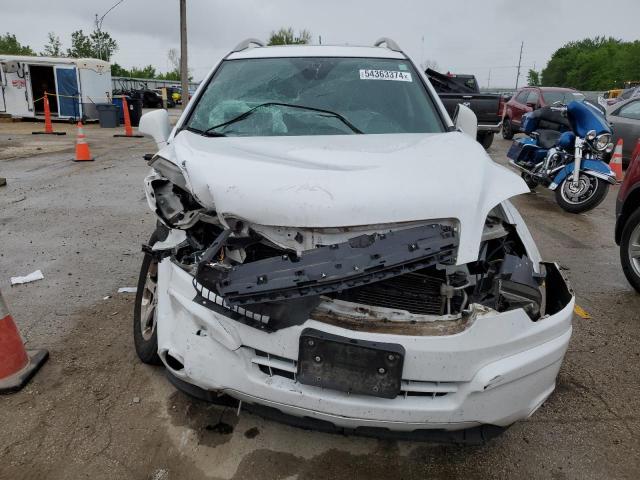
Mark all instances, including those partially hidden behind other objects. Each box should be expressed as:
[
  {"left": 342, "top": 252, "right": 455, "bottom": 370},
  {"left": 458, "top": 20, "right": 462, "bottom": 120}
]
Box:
[
  {"left": 232, "top": 38, "right": 265, "bottom": 53},
  {"left": 374, "top": 37, "right": 402, "bottom": 52}
]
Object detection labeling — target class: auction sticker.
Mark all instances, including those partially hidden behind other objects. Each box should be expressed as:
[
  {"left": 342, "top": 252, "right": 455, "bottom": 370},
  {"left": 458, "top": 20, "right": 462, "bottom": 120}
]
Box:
[{"left": 359, "top": 69, "right": 412, "bottom": 82}]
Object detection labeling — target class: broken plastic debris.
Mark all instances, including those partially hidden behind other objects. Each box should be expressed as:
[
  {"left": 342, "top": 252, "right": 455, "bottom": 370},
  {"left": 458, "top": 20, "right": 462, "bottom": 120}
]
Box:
[
  {"left": 118, "top": 287, "right": 137, "bottom": 293},
  {"left": 574, "top": 305, "right": 591, "bottom": 319},
  {"left": 11, "top": 270, "right": 44, "bottom": 285},
  {"left": 103, "top": 295, "right": 111, "bottom": 300}
]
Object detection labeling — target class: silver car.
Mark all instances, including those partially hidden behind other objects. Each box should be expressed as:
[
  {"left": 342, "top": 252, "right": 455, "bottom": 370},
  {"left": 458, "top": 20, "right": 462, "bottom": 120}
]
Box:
[{"left": 608, "top": 97, "right": 640, "bottom": 166}]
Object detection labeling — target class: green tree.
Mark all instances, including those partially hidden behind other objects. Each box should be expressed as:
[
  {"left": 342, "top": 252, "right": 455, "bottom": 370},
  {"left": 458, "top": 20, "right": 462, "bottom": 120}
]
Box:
[
  {"left": 527, "top": 69, "right": 541, "bottom": 86},
  {"left": 67, "top": 30, "right": 94, "bottom": 58},
  {"left": 156, "top": 70, "right": 181, "bottom": 81},
  {"left": 0, "top": 33, "right": 35, "bottom": 55},
  {"left": 90, "top": 30, "right": 118, "bottom": 61},
  {"left": 41, "top": 32, "right": 63, "bottom": 57},
  {"left": 110, "top": 63, "right": 129, "bottom": 77},
  {"left": 268, "top": 27, "right": 311, "bottom": 46},
  {"left": 129, "top": 65, "right": 157, "bottom": 79},
  {"left": 66, "top": 29, "right": 118, "bottom": 60},
  {"left": 541, "top": 37, "right": 640, "bottom": 90}
]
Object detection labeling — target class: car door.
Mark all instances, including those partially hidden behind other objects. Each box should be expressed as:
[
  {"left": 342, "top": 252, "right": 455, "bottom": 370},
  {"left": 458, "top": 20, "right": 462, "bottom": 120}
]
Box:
[
  {"left": 511, "top": 89, "right": 532, "bottom": 127},
  {"left": 610, "top": 99, "right": 640, "bottom": 161},
  {"left": 524, "top": 89, "right": 539, "bottom": 114}
]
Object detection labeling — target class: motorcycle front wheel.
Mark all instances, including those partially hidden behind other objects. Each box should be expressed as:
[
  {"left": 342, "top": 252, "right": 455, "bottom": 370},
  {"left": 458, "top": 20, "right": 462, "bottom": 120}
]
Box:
[{"left": 555, "top": 173, "right": 609, "bottom": 214}]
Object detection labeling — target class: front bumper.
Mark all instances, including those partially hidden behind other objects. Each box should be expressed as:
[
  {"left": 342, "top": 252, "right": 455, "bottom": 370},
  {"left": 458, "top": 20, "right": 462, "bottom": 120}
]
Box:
[
  {"left": 477, "top": 121, "right": 503, "bottom": 133},
  {"left": 156, "top": 259, "right": 574, "bottom": 432}
]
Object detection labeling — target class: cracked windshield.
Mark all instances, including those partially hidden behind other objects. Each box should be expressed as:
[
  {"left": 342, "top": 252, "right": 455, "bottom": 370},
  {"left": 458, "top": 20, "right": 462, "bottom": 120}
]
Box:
[{"left": 187, "top": 57, "right": 445, "bottom": 136}]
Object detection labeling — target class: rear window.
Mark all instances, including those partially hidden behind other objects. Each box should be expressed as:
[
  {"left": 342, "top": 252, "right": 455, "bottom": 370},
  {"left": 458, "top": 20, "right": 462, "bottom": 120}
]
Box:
[
  {"left": 515, "top": 90, "right": 530, "bottom": 103},
  {"left": 542, "top": 91, "right": 585, "bottom": 105}
]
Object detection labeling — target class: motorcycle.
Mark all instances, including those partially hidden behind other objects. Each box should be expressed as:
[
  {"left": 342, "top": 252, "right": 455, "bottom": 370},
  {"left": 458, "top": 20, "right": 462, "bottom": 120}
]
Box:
[{"left": 507, "top": 100, "right": 616, "bottom": 213}]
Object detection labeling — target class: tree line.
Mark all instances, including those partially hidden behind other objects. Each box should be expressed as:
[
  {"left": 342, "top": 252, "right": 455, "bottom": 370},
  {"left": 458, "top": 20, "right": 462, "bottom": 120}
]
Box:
[
  {"left": 0, "top": 27, "right": 312, "bottom": 83},
  {"left": 0, "top": 30, "right": 184, "bottom": 80},
  {"left": 540, "top": 37, "right": 640, "bottom": 90}
]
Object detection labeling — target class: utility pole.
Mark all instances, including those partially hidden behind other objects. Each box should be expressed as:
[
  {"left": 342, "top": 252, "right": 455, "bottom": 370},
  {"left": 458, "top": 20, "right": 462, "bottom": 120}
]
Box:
[
  {"left": 94, "top": 1, "right": 125, "bottom": 61},
  {"left": 515, "top": 41, "right": 524, "bottom": 90},
  {"left": 180, "top": 0, "right": 189, "bottom": 110},
  {"left": 318, "top": 35, "right": 322, "bottom": 45},
  {"left": 487, "top": 69, "right": 491, "bottom": 89}
]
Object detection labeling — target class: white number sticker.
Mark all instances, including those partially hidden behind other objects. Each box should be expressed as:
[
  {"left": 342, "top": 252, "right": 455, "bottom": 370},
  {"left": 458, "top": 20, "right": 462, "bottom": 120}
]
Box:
[{"left": 359, "top": 69, "right": 412, "bottom": 82}]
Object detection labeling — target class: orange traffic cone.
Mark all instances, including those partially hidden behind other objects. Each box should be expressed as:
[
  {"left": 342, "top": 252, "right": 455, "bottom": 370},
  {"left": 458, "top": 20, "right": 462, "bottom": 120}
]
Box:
[
  {"left": 0, "top": 288, "right": 48, "bottom": 393},
  {"left": 114, "top": 96, "right": 143, "bottom": 138},
  {"left": 73, "top": 121, "right": 94, "bottom": 162},
  {"left": 610, "top": 138, "right": 624, "bottom": 182},
  {"left": 32, "top": 92, "right": 66, "bottom": 136}
]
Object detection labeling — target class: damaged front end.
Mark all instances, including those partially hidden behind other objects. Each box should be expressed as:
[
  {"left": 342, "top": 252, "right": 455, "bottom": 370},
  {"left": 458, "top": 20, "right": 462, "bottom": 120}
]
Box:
[
  {"left": 143, "top": 153, "right": 574, "bottom": 436},
  {"left": 146, "top": 154, "right": 552, "bottom": 337}
]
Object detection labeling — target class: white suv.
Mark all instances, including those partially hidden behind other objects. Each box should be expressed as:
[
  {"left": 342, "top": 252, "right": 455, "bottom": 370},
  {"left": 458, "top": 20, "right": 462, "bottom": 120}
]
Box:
[{"left": 135, "top": 38, "right": 574, "bottom": 442}]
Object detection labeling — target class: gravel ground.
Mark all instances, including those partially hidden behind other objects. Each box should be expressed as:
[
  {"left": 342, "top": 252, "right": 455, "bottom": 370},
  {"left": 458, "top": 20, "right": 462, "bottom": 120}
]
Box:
[{"left": 0, "top": 118, "right": 638, "bottom": 480}]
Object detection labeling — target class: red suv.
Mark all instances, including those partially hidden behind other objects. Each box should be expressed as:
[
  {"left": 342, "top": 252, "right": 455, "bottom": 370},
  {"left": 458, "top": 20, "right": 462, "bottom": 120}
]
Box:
[
  {"left": 615, "top": 141, "right": 640, "bottom": 292},
  {"left": 502, "top": 87, "right": 585, "bottom": 139}
]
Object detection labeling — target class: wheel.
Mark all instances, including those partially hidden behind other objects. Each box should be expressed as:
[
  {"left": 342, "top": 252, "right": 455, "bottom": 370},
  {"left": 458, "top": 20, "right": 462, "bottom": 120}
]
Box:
[
  {"left": 620, "top": 207, "right": 640, "bottom": 293},
  {"left": 521, "top": 172, "right": 538, "bottom": 190},
  {"left": 477, "top": 132, "right": 494, "bottom": 150},
  {"left": 502, "top": 118, "right": 514, "bottom": 140},
  {"left": 554, "top": 173, "right": 609, "bottom": 214},
  {"left": 133, "top": 230, "right": 162, "bottom": 365}
]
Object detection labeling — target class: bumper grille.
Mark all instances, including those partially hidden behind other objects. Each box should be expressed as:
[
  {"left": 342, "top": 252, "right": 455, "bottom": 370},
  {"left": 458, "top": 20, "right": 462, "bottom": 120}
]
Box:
[{"left": 250, "top": 349, "right": 457, "bottom": 399}]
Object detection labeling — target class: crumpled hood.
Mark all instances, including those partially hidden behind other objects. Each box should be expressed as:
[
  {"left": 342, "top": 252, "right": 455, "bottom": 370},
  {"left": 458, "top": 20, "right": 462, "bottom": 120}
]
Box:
[{"left": 166, "top": 130, "right": 528, "bottom": 263}]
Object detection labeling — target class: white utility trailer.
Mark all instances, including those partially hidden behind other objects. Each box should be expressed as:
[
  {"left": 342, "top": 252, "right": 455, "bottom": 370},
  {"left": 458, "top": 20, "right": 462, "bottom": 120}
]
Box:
[{"left": 0, "top": 55, "right": 111, "bottom": 120}]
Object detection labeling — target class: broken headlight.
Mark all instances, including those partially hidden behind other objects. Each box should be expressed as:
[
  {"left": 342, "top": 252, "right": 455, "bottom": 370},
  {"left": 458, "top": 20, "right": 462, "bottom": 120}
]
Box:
[{"left": 147, "top": 156, "right": 204, "bottom": 229}]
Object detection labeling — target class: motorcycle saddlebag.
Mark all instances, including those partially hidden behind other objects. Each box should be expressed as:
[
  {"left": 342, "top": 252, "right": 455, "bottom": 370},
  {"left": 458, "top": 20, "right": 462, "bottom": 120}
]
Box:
[{"left": 507, "top": 139, "right": 539, "bottom": 164}]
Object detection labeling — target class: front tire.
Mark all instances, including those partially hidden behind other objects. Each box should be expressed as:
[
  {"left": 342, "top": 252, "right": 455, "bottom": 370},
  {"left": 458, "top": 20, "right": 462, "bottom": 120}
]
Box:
[
  {"left": 521, "top": 172, "right": 538, "bottom": 190},
  {"left": 502, "top": 118, "right": 514, "bottom": 140},
  {"left": 477, "top": 132, "right": 494, "bottom": 150},
  {"left": 133, "top": 231, "right": 162, "bottom": 365},
  {"left": 554, "top": 173, "right": 609, "bottom": 214},
  {"left": 620, "top": 207, "right": 640, "bottom": 293}
]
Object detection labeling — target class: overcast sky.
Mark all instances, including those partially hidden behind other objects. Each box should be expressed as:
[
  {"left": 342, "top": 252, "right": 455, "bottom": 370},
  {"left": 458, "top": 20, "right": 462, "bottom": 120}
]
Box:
[{"left": 4, "top": 0, "right": 640, "bottom": 87}]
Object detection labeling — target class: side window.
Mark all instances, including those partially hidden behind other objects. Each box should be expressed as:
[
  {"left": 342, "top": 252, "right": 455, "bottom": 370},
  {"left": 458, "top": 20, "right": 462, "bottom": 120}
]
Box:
[
  {"left": 526, "top": 90, "right": 539, "bottom": 105},
  {"left": 616, "top": 100, "right": 640, "bottom": 120},
  {"left": 515, "top": 90, "right": 530, "bottom": 104}
]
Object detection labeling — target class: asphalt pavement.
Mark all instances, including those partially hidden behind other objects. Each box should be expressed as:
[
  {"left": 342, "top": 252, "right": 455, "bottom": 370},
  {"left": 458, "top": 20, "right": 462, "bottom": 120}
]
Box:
[{"left": 0, "top": 118, "right": 638, "bottom": 480}]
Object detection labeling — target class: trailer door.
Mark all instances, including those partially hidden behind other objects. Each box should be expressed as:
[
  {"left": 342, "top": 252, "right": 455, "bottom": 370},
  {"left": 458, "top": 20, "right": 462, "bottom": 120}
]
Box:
[
  {"left": 0, "top": 67, "right": 6, "bottom": 112},
  {"left": 54, "top": 66, "right": 81, "bottom": 119}
]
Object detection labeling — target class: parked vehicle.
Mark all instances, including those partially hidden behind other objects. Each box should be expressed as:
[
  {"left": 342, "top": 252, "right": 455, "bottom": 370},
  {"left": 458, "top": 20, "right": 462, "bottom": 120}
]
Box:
[
  {"left": 507, "top": 100, "right": 616, "bottom": 213},
  {"left": 426, "top": 68, "right": 503, "bottom": 149},
  {"left": 502, "top": 87, "right": 585, "bottom": 139},
  {"left": 605, "top": 86, "right": 640, "bottom": 107},
  {"left": 134, "top": 38, "right": 574, "bottom": 442},
  {"left": 615, "top": 142, "right": 640, "bottom": 292},
  {"left": 607, "top": 97, "right": 640, "bottom": 166}
]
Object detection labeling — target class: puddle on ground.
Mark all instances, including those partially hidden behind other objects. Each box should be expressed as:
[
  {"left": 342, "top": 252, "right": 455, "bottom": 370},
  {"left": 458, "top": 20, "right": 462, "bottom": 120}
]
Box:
[{"left": 167, "top": 390, "right": 239, "bottom": 448}]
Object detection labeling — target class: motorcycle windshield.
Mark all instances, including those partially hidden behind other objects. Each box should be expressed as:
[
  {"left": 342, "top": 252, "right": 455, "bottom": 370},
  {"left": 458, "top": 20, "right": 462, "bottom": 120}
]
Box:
[{"left": 566, "top": 100, "right": 611, "bottom": 138}]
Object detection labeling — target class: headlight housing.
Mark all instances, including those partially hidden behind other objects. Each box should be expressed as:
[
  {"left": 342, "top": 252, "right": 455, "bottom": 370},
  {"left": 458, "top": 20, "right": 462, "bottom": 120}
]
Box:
[{"left": 594, "top": 133, "right": 611, "bottom": 151}]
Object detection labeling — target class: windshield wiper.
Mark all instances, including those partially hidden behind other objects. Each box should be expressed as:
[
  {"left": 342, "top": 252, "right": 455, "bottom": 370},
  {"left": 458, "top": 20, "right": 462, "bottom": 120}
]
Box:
[
  {"left": 203, "top": 102, "right": 364, "bottom": 135},
  {"left": 185, "top": 126, "right": 227, "bottom": 137}
]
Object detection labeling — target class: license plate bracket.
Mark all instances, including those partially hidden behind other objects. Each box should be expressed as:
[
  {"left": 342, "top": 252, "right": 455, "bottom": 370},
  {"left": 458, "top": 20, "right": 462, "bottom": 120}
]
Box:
[{"left": 297, "top": 328, "right": 405, "bottom": 399}]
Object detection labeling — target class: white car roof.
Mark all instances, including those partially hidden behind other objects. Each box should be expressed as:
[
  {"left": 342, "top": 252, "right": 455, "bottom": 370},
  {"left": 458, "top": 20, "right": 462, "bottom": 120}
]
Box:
[{"left": 227, "top": 45, "right": 407, "bottom": 60}]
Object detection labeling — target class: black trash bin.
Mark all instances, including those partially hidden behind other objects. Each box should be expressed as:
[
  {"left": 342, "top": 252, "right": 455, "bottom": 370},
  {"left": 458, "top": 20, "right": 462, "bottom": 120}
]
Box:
[
  {"left": 127, "top": 98, "right": 143, "bottom": 127},
  {"left": 96, "top": 103, "right": 119, "bottom": 128},
  {"left": 113, "top": 96, "right": 143, "bottom": 127}
]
